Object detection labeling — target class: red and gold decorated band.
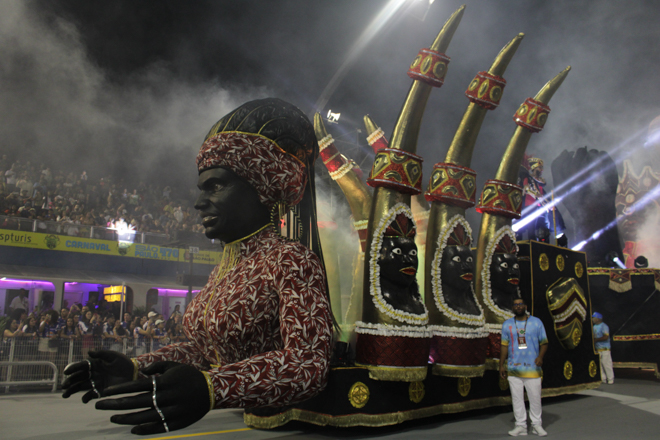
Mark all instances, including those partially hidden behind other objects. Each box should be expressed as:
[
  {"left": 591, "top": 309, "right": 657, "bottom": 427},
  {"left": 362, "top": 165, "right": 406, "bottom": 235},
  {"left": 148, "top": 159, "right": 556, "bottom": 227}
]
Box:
[
  {"left": 425, "top": 162, "right": 477, "bottom": 208},
  {"left": 407, "top": 48, "right": 450, "bottom": 88},
  {"left": 465, "top": 71, "right": 507, "bottom": 110},
  {"left": 367, "top": 148, "right": 424, "bottom": 195},
  {"left": 513, "top": 97, "right": 551, "bottom": 133},
  {"left": 476, "top": 179, "right": 523, "bottom": 219}
]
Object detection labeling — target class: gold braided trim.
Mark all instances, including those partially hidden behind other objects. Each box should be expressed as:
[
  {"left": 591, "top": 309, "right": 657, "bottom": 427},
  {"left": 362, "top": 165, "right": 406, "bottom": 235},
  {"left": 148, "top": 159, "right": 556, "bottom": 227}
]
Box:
[
  {"left": 356, "top": 364, "right": 428, "bottom": 382},
  {"left": 484, "top": 358, "right": 500, "bottom": 370},
  {"left": 214, "top": 223, "right": 271, "bottom": 283},
  {"left": 202, "top": 371, "right": 215, "bottom": 411},
  {"left": 131, "top": 358, "right": 139, "bottom": 381},
  {"left": 432, "top": 363, "right": 486, "bottom": 378},
  {"left": 612, "top": 362, "right": 660, "bottom": 378},
  {"left": 319, "top": 134, "right": 334, "bottom": 151},
  {"left": 353, "top": 220, "right": 369, "bottom": 231},
  {"left": 613, "top": 333, "right": 660, "bottom": 342},
  {"left": 329, "top": 161, "right": 354, "bottom": 181},
  {"left": 366, "top": 127, "right": 385, "bottom": 145},
  {"left": 541, "top": 380, "right": 602, "bottom": 398},
  {"left": 243, "top": 381, "right": 602, "bottom": 429}
]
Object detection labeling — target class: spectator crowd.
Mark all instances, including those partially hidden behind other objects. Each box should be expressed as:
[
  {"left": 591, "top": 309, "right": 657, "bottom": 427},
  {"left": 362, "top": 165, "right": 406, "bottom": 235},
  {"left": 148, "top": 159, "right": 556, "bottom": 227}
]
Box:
[
  {"left": 0, "top": 155, "right": 204, "bottom": 238},
  {"left": 2, "top": 302, "right": 188, "bottom": 375}
]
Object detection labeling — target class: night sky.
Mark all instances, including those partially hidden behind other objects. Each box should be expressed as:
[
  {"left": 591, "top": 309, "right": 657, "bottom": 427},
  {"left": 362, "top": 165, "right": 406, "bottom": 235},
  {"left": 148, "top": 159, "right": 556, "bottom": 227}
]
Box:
[{"left": 2, "top": 0, "right": 660, "bottom": 236}]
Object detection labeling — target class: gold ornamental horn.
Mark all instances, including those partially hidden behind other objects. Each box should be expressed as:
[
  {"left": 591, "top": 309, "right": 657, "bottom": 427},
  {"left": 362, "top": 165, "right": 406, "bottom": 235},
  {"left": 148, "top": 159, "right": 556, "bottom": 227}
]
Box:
[
  {"left": 355, "top": 6, "right": 464, "bottom": 382},
  {"left": 365, "top": 115, "right": 431, "bottom": 298},
  {"left": 424, "top": 33, "right": 524, "bottom": 378},
  {"left": 314, "top": 114, "right": 373, "bottom": 343},
  {"left": 474, "top": 66, "right": 571, "bottom": 368}
]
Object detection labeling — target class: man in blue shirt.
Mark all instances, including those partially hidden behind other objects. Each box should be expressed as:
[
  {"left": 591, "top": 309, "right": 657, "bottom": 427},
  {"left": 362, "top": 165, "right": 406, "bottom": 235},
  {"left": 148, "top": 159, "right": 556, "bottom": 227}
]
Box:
[
  {"left": 500, "top": 298, "right": 549, "bottom": 437},
  {"left": 592, "top": 312, "right": 614, "bottom": 384}
]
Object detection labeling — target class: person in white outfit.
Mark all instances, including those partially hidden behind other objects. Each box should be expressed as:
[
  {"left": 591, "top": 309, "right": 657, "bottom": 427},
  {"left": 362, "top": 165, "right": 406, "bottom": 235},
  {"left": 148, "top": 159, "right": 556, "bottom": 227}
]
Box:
[
  {"left": 592, "top": 312, "right": 614, "bottom": 384},
  {"left": 500, "top": 298, "right": 549, "bottom": 437}
]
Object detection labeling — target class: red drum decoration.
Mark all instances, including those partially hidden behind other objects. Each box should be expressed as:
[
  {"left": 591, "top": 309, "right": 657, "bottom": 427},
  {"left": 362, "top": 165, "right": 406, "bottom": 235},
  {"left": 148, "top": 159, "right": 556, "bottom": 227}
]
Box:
[
  {"left": 476, "top": 179, "right": 523, "bottom": 219},
  {"left": 354, "top": 220, "right": 369, "bottom": 253},
  {"left": 429, "top": 335, "right": 488, "bottom": 375},
  {"left": 425, "top": 162, "right": 477, "bottom": 208},
  {"left": 367, "top": 148, "right": 424, "bottom": 195},
  {"left": 407, "top": 48, "right": 450, "bottom": 88},
  {"left": 513, "top": 98, "right": 551, "bottom": 133},
  {"left": 356, "top": 333, "right": 431, "bottom": 367},
  {"left": 366, "top": 127, "right": 389, "bottom": 154},
  {"left": 319, "top": 135, "right": 352, "bottom": 180},
  {"left": 465, "top": 71, "right": 507, "bottom": 110}
]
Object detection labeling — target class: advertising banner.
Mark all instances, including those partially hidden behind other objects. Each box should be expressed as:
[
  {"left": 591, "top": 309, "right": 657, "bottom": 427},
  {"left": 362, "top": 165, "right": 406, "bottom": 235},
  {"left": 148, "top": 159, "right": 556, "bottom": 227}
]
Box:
[{"left": 0, "top": 230, "right": 221, "bottom": 265}]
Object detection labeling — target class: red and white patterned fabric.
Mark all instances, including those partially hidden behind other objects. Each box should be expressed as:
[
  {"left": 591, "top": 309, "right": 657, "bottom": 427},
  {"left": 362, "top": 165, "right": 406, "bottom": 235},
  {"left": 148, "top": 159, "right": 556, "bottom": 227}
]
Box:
[
  {"left": 135, "top": 228, "right": 333, "bottom": 408},
  {"left": 196, "top": 132, "right": 308, "bottom": 208}
]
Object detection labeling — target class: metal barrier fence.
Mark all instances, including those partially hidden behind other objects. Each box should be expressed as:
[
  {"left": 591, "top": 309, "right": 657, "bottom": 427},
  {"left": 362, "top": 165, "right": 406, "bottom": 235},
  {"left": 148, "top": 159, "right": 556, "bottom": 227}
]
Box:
[
  {"left": 0, "top": 215, "right": 172, "bottom": 245},
  {"left": 0, "top": 336, "right": 178, "bottom": 393}
]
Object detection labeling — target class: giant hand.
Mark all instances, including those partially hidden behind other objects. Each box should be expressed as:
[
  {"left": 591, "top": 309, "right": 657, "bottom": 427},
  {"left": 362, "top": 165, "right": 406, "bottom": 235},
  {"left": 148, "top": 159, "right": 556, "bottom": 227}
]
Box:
[
  {"left": 62, "top": 350, "right": 135, "bottom": 403},
  {"left": 95, "top": 361, "right": 211, "bottom": 435},
  {"left": 551, "top": 147, "right": 622, "bottom": 265}
]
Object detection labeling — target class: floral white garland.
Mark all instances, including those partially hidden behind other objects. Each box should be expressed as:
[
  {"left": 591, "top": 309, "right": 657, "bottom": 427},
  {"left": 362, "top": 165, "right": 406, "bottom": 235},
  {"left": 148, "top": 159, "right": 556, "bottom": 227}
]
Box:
[
  {"left": 481, "top": 225, "right": 516, "bottom": 321},
  {"left": 430, "top": 214, "right": 485, "bottom": 326},
  {"left": 369, "top": 203, "right": 429, "bottom": 325},
  {"left": 427, "top": 324, "right": 489, "bottom": 339},
  {"left": 485, "top": 322, "right": 503, "bottom": 334},
  {"left": 355, "top": 321, "right": 431, "bottom": 338}
]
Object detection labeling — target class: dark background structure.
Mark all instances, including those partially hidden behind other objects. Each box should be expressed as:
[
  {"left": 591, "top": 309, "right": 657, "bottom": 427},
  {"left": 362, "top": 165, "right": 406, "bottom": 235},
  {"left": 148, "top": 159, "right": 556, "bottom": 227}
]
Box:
[{"left": 3, "top": 0, "right": 660, "bottom": 238}]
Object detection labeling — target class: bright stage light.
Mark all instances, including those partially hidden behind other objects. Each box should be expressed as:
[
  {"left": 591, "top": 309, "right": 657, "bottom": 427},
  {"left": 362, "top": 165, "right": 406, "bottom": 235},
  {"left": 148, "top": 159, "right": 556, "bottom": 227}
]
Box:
[
  {"left": 573, "top": 240, "right": 587, "bottom": 251},
  {"left": 612, "top": 257, "right": 626, "bottom": 269},
  {"left": 327, "top": 110, "right": 341, "bottom": 123},
  {"left": 108, "top": 218, "right": 136, "bottom": 245}
]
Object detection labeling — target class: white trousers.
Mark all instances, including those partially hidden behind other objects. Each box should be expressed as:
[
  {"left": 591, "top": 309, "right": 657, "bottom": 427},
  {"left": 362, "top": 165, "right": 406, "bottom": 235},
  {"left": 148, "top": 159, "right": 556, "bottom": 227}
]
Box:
[
  {"left": 599, "top": 350, "right": 615, "bottom": 382},
  {"left": 508, "top": 376, "right": 542, "bottom": 427}
]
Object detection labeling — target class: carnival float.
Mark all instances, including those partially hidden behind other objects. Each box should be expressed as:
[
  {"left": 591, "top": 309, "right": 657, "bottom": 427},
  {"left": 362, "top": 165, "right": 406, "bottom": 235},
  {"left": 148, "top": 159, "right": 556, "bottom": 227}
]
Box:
[{"left": 244, "top": 6, "right": 604, "bottom": 428}]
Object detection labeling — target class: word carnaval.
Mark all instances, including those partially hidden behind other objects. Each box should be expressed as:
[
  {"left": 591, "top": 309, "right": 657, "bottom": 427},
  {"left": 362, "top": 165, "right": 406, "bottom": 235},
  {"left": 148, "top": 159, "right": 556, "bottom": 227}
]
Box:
[{"left": 65, "top": 240, "right": 111, "bottom": 251}]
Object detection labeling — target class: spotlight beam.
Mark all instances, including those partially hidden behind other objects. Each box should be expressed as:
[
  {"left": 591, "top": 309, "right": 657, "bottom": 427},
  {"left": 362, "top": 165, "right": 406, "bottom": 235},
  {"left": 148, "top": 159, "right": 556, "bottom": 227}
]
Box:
[
  {"left": 571, "top": 182, "right": 660, "bottom": 252},
  {"left": 314, "top": 0, "right": 409, "bottom": 113}
]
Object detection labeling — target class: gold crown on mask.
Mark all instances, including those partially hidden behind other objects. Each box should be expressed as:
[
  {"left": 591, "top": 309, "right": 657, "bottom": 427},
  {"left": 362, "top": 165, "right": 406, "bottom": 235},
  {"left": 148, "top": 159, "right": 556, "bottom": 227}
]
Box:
[{"left": 528, "top": 157, "right": 544, "bottom": 170}]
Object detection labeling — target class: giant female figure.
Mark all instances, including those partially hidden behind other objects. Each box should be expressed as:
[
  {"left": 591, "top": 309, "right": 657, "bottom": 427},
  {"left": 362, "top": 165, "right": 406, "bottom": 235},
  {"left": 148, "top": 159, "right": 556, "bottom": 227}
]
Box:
[{"left": 62, "top": 98, "right": 334, "bottom": 435}]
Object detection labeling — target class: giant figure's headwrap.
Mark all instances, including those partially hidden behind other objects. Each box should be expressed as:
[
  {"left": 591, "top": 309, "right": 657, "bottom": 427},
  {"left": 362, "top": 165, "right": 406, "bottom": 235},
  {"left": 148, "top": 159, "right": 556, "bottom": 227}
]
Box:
[{"left": 196, "top": 98, "right": 324, "bottom": 259}]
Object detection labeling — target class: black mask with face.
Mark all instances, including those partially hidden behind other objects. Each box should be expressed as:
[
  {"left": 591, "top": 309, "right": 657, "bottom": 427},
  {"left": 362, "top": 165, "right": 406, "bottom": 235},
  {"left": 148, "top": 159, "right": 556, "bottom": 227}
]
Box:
[
  {"left": 489, "top": 253, "right": 520, "bottom": 311},
  {"left": 378, "top": 237, "right": 424, "bottom": 315},
  {"left": 440, "top": 245, "right": 480, "bottom": 315}
]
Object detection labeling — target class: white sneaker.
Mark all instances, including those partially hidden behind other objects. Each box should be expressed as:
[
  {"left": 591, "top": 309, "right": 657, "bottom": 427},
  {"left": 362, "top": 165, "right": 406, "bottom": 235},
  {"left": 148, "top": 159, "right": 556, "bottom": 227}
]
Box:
[
  {"left": 509, "top": 426, "right": 528, "bottom": 436},
  {"left": 532, "top": 425, "right": 548, "bottom": 436}
]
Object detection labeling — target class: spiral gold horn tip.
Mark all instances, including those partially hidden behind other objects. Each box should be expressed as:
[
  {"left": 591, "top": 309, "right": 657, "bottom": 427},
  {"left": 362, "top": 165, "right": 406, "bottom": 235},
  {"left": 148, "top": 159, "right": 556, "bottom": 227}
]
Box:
[
  {"left": 313, "top": 112, "right": 329, "bottom": 140},
  {"left": 534, "top": 66, "right": 571, "bottom": 104},
  {"left": 363, "top": 115, "right": 378, "bottom": 135},
  {"left": 430, "top": 5, "right": 465, "bottom": 53},
  {"left": 488, "top": 33, "right": 525, "bottom": 77}
]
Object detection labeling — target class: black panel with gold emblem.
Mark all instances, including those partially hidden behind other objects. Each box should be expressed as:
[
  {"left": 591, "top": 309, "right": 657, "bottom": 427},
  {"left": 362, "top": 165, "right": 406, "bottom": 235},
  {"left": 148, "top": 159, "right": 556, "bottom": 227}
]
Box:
[
  {"left": 516, "top": 241, "right": 600, "bottom": 390},
  {"left": 588, "top": 268, "right": 660, "bottom": 377}
]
